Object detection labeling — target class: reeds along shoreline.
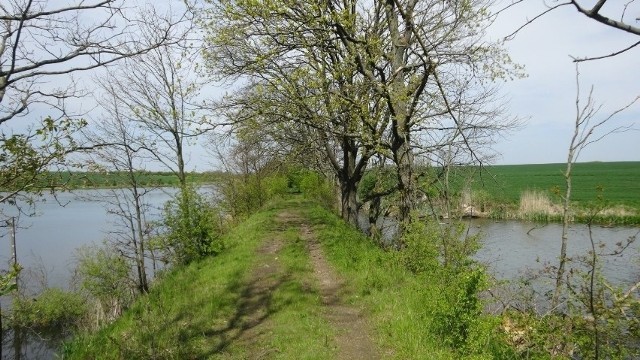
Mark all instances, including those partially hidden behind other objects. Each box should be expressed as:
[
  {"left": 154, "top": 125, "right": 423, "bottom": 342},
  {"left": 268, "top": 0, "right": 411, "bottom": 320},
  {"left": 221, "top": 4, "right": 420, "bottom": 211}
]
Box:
[{"left": 455, "top": 189, "right": 640, "bottom": 226}]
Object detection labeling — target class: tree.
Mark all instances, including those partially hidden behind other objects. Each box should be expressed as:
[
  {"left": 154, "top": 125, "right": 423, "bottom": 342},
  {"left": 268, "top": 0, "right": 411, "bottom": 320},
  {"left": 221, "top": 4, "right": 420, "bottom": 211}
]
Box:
[
  {"left": 551, "top": 64, "right": 638, "bottom": 308},
  {"left": 97, "top": 30, "right": 207, "bottom": 187},
  {"left": 204, "top": 0, "right": 516, "bottom": 236},
  {"left": 340, "top": 0, "right": 518, "bottom": 235},
  {"left": 0, "top": 1, "right": 190, "bottom": 204},
  {"left": 0, "top": 0, "right": 191, "bottom": 305},
  {"left": 82, "top": 83, "right": 159, "bottom": 294},
  {"left": 203, "top": 1, "right": 388, "bottom": 226},
  {"left": 0, "top": 0, "right": 187, "bottom": 124}
]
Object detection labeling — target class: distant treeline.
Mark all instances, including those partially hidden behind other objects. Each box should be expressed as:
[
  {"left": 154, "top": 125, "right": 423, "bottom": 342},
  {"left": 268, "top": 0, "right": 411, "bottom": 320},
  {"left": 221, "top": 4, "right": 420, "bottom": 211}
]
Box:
[{"left": 40, "top": 171, "right": 229, "bottom": 189}]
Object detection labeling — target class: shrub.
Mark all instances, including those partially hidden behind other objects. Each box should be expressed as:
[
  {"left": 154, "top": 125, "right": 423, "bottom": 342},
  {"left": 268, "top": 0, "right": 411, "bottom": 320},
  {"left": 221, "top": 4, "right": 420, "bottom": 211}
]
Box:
[
  {"left": 398, "top": 217, "right": 497, "bottom": 355},
  {"left": 298, "top": 170, "right": 335, "bottom": 208},
  {"left": 74, "top": 244, "right": 134, "bottom": 325},
  {"left": 11, "top": 288, "right": 87, "bottom": 331},
  {"left": 161, "top": 186, "right": 225, "bottom": 265}
]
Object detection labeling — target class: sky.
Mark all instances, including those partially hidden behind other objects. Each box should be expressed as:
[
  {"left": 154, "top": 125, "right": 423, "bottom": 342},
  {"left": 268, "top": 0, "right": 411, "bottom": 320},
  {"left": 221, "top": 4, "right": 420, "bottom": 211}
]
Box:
[
  {"left": 486, "top": 0, "right": 640, "bottom": 165},
  {"left": 4, "top": 1, "right": 638, "bottom": 171}
]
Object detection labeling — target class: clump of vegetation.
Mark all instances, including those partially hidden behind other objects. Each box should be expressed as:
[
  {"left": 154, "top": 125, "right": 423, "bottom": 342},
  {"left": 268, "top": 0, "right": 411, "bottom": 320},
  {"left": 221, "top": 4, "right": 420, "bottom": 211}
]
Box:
[
  {"left": 398, "top": 218, "right": 503, "bottom": 355},
  {"left": 518, "top": 189, "right": 559, "bottom": 221},
  {"left": 10, "top": 288, "right": 87, "bottom": 331},
  {"left": 296, "top": 169, "right": 336, "bottom": 209},
  {"left": 74, "top": 244, "right": 135, "bottom": 327},
  {"left": 158, "top": 186, "right": 226, "bottom": 266}
]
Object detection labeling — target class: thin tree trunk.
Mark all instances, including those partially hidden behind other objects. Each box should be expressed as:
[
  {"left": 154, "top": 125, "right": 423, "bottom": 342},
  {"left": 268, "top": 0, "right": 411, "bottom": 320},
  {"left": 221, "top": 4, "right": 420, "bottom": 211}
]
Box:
[
  {"left": 552, "top": 158, "right": 572, "bottom": 308},
  {"left": 132, "top": 189, "right": 149, "bottom": 293}
]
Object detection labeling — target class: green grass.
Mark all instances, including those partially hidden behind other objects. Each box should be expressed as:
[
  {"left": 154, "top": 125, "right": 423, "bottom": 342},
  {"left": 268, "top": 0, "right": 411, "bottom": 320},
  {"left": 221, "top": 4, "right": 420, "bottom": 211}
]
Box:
[
  {"left": 304, "top": 203, "right": 513, "bottom": 359},
  {"left": 64, "top": 198, "right": 516, "bottom": 359},
  {"left": 63, "top": 200, "right": 335, "bottom": 359},
  {"left": 472, "top": 162, "right": 640, "bottom": 209},
  {"left": 439, "top": 162, "right": 640, "bottom": 224}
]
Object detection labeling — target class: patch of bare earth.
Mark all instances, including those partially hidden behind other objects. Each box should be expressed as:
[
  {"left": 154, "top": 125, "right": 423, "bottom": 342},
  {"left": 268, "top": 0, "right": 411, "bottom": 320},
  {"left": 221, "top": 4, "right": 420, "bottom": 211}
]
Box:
[{"left": 300, "top": 224, "right": 381, "bottom": 360}]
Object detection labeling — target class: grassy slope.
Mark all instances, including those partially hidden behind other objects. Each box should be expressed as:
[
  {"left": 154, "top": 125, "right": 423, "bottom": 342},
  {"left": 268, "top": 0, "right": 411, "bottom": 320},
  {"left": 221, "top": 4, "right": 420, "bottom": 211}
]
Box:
[
  {"left": 305, "top": 204, "right": 511, "bottom": 359},
  {"left": 64, "top": 201, "right": 334, "bottom": 359},
  {"left": 473, "top": 162, "right": 640, "bottom": 208},
  {"left": 65, "top": 198, "right": 512, "bottom": 359}
]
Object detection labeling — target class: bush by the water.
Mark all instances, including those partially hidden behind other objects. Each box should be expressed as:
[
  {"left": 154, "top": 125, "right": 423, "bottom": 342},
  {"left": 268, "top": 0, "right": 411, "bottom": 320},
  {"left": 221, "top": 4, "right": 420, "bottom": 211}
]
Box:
[
  {"left": 10, "top": 288, "right": 87, "bottom": 331},
  {"left": 159, "top": 186, "right": 226, "bottom": 266}
]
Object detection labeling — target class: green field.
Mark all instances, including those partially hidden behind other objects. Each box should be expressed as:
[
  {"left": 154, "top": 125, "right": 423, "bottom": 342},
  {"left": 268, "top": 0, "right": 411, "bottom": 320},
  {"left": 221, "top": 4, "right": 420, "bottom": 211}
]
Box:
[{"left": 471, "top": 161, "right": 640, "bottom": 209}]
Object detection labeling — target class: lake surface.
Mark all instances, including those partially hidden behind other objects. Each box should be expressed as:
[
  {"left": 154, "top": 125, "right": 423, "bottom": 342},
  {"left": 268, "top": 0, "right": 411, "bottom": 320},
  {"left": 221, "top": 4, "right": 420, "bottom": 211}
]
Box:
[
  {"left": 0, "top": 191, "right": 638, "bottom": 358},
  {"left": 0, "top": 188, "right": 185, "bottom": 291},
  {"left": 473, "top": 219, "right": 639, "bottom": 286}
]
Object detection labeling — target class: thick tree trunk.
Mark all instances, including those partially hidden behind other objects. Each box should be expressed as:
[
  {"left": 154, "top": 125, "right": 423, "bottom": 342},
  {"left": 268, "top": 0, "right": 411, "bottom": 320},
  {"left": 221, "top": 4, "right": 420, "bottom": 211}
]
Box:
[
  {"left": 341, "top": 179, "right": 359, "bottom": 227},
  {"left": 386, "top": 0, "right": 417, "bottom": 239}
]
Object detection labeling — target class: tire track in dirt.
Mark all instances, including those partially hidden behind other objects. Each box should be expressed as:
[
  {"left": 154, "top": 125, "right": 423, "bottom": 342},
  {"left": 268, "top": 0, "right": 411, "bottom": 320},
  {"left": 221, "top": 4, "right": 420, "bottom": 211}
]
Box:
[
  {"left": 221, "top": 210, "right": 379, "bottom": 359},
  {"left": 300, "top": 223, "right": 381, "bottom": 360}
]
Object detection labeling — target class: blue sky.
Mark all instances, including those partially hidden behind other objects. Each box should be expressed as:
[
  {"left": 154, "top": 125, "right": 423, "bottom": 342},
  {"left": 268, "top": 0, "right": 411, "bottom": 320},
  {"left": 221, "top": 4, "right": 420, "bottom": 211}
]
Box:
[{"left": 487, "top": 0, "right": 640, "bottom": 165}]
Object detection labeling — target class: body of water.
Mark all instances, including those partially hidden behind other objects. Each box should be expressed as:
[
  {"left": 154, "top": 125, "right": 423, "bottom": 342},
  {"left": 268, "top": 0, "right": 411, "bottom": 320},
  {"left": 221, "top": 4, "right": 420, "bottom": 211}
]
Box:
[{"left": 473, "top": 219, "right": 639, "bottom": 286}]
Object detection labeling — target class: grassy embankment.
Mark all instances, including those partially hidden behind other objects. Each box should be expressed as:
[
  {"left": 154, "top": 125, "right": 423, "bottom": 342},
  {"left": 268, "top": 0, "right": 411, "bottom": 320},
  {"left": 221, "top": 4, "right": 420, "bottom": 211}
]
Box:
[
  {"left": 461, "top": 161, "right": 640, "bottom": 225},
  {"left": 64, "top": 198, "right": 512, "bottom": 359},
  {"left": 64, "top": 199, "right": 335, "bottom": 359}
]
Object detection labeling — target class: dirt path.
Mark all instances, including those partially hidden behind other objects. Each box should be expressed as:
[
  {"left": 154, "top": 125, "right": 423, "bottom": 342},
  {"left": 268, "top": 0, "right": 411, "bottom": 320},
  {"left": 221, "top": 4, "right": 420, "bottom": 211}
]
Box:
[
  {"left": 221, "top": 210, "right": 380, "bottom": 359},
  {"left": 300, "top": 223, "right": 380, "bottom": 360}
]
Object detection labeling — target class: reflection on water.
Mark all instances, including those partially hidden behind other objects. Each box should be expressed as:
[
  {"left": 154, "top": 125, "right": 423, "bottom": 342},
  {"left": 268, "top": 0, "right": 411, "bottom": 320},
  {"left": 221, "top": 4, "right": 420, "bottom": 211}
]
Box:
[{"left": 1, "top": 328, "right": 66, "bottom": 360}]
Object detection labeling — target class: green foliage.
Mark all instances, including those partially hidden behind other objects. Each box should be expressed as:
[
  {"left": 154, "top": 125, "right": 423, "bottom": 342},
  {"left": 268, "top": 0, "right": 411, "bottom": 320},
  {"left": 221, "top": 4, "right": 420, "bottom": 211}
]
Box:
[
  {"left": 0, "top": 117, "right": 86, "bottom": 196},
  {"left": 433, "top": 269, "right": 485, "bottom": 350},
  {"left": 397, "top": 218, "right": 491, "bottom": 354},
  {"left": 297, "top": 170, "right": 334, "bottom": 208},
  {"left": 396, "top": 220, "right": 439, "bottom": 274},
  {"left": 307, "top": 203, "right": 512, "bottom": 358},
  {"left": 0, "top": 263, "right": 21, "bottom": 296},
  {"left": 160, "top": 186, "right": 224, "bottom": 265},
  {"left": 358, "top": 166, "right": 396, "bottom": 200},
  {"left": 10, "top": 288, "right": 87, "bottom": 331},
  {"left": 264, "top": 174, "right": 289, "bottom": 198},
  {"left": 74, "top": 244, "right": 134, "bottom": 324},
  {"left": 217, "top": 172, "right": 289, "bottom": 219}
]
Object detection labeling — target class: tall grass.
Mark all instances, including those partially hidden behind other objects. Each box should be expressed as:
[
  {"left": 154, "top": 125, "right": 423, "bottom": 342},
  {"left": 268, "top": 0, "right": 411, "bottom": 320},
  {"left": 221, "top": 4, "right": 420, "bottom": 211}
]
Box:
[{"left": 518, "top": 189, "right": 559, "bottom": 220}]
